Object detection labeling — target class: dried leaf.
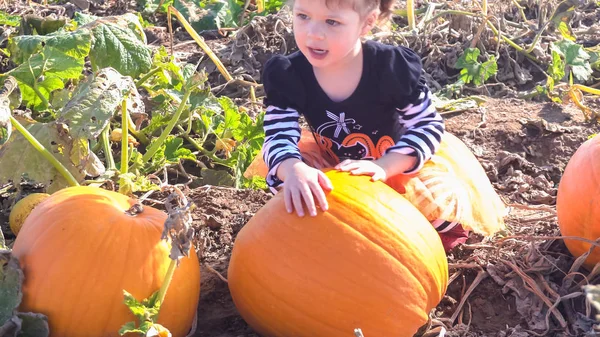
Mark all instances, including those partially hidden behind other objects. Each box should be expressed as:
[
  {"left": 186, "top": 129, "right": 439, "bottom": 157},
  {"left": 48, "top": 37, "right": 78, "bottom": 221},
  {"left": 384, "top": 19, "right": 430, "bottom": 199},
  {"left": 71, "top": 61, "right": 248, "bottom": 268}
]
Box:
[
  {"left": 0, "top": 119, "right": 87, "bottom": 192},
  {"left": 17, "top": 312, "right": 49, "bottom": 337},
  {"left": 215, "top": 138, "right": 236, "bottom": 158},
  {"left": 0, "top": 89, "right": 11, "bottom": 145},
  {"left": 0, "top": 316, "right": 20, "bottom": 337},
  {"left": 58, "top": 67, "right": 144, "bottom": 141},
  {"left": 0, "top": 250, "right": 23, "bottom": 325},
  {"left": 161, "top": 190, "right": 195, "bottom": 262}
]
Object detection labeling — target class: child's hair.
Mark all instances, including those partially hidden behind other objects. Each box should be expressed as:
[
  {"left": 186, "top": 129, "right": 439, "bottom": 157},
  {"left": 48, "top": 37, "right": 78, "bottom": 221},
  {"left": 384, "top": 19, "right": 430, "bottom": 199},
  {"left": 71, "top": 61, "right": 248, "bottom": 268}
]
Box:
[{"left": 290, "top": 0, "right": 395, "bottom": 23}]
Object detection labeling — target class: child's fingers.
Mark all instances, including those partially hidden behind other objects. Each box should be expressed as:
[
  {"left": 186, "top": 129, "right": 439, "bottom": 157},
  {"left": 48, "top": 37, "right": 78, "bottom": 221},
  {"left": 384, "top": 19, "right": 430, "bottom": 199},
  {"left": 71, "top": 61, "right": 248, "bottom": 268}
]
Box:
[
  {"left": 291, "top": 188, "right": 305, "bottom": 217},
  {"left": 317, "top": 170, "right": 333, "bottom": 191},
  {"left": 311, "top": 182, "right": 329, "bottom": 213},
  {"left": 349, "top": 167, "right": 367, "bottom": 175},
  {"left": 301, "top": 185, "right": 318, "bottom": 217},
  {"left": 284, "top": 188, "right": 293, "bottom": 213},
  {"left": 338, "top": 162, "right": 361, "bottom": 172},
  {"left": 335, "top": 159, "right": 354, "bottom": 170},
  {"left": 371, "top": 170, "right": 385, "bottom": 181}
]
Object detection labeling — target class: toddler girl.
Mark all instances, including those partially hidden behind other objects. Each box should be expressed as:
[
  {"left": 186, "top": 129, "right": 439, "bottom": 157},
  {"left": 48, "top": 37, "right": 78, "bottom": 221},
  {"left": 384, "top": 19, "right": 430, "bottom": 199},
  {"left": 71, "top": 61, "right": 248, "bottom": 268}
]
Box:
[{"left": 250, "top": 0, "right": 506, "bottom": 251}]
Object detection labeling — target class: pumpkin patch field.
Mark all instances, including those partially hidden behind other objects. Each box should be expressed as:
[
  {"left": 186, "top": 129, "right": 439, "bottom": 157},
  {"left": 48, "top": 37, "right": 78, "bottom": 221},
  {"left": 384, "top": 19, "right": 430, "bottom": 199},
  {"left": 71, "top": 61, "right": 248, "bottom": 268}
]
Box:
[{"left": 2, "top": 0, "right": 600, "bottom": 336}]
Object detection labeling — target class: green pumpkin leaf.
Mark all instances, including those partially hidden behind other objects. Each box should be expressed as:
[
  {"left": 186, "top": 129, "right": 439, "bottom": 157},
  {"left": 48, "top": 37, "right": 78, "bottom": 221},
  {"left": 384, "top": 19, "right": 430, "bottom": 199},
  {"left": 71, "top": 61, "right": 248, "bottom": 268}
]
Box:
[
  {"left": 5, "top": 32, "right": 91, "bottom": 110},
  {"left": 557, "top": 21, "right": 576, "bottom": 41},
  {"left": 218, "top": 96, "right": 241, "bottom": 136},
  {"left": 455, "top": 48, "right": 497, "bottom": 85},
  {"left": 233, "top": 110, "right": 264, "bottom": 144},
  {"left": 140, "top": 0, "right": 172, "bottom": 13},
  {"left": 164, "top": 136, "right": 196, "bottom": 163},
  {"left": 0, "top": 251, "right": 23, "bottom": 325},
  {"left": 142, "top": 114, "right": 172, "bottom": 136},
  {"left": 82, "top": 13, "right": 152, "bottom": 78},
  {"left": 73, "top": 12, "right": 98, "bottom": 26},
  {"left": 0, "top": 11, "right": 20, "bottom": 27},
  {"left": 173, "top": 0, "right": 242, "bottom": 31},
  {"left": 553, "top": 40, "right": 593, "bottom": 81},
  {"left": 477, "top": 56, "right": 498, "bottom": 86},
  {"left": 548, "top": 49, "right": 566, "bottom": 82},
  {"left": 8, "top": 29, "right": 91, "bottom": 69},
  {"left": 119, "top": 321, "right": 145, "bottom": 335},
  {"left": 122, "top": 291, "right": 149, "bottom": 320},
  {"left": 144, "top": 46, "right": 186, "bottom": 91},
  {"left": 120, "top": 290, "right": 162, "bottom": 335},
  {"left": 590, "top": 49, "right": 600, "bottom": 70}
]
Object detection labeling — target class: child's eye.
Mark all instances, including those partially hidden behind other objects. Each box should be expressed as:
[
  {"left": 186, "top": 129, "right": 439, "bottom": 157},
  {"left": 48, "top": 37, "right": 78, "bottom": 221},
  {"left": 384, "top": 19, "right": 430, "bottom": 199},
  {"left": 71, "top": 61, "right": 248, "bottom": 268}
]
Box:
[
  {"left": 297, "top": 13, "right": 308, "bottom": 20},
  {"left": 326, "top": 19, "right": 340, "bottom": 26}
]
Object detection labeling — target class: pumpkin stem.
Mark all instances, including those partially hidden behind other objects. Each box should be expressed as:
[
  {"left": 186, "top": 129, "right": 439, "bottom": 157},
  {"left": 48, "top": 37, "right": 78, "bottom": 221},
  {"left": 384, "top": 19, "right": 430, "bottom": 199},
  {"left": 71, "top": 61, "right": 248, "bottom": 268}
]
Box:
[{"left": 125, "top": 203, "right": 144, "bottom": 216}]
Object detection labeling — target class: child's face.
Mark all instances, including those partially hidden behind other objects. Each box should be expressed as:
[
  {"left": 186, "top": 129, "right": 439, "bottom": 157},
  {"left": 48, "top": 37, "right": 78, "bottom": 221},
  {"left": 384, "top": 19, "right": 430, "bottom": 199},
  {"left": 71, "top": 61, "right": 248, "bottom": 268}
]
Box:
[{"left": 292, "top": 0, "right": 375, "bottom": 69}]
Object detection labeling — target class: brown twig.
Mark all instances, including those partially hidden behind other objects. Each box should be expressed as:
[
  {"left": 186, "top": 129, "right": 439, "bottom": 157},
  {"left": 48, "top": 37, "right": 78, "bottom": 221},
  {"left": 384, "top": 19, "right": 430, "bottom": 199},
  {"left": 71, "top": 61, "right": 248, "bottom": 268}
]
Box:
[
  {"left": 205, "top": 263, "right": 228, "bottom": 283},
  {"left": 500, "top": 258, "right": 568, "bottom": 329},
  {"left": 449, "top": 263, "right": 481, "bottom": 269},
  {"left": 537, "top": 274, "right": 560, "bottom": 303},
  {"left": 506, "top": 203, "right": 556, "bottom": 214},
  {"left": 211, "top": 78, "right": 261, "bottom": 95},
  {"left": 498, "top": 235, "right": 600, "bottom": 248},
  {"left": 448, "top": 270, "right": 463, "bottom": 286},
  {"left": 469, "top": 15, "right": 488, "bottom": 49},
  {"left": 519, "top": 214, "right": 558, "bottom": 223},
  {"left": 449, "top": 269, "right": 488, "bottom": 323}
]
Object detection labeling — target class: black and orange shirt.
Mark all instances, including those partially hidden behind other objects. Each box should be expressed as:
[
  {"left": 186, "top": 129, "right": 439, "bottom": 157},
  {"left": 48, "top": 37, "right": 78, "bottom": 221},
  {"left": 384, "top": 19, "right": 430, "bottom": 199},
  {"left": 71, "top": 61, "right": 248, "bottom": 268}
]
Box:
[{"left": 262, "top": 40, "right": 445, "bottom": 188}]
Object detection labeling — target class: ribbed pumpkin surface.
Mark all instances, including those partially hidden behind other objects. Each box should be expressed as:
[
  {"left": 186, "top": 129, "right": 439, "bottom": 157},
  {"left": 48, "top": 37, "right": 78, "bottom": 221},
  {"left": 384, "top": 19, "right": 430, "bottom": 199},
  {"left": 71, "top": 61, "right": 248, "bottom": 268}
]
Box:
[
  {"left": 11, "top": 186, "right": 201, "bottom": 337},
  {"left": 228, "top": 170, "right": 448, "bottom": 337},
  {"left": 557, "top": 135, "right": 600, "bottom": 269}
]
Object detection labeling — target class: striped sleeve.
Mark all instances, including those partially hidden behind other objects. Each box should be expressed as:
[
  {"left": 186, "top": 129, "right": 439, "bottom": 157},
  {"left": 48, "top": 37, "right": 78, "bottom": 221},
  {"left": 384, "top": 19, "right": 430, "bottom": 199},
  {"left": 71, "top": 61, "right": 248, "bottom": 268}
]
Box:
[
  {"left": 262, "top": 105, "right": 303, "bottom": 188},
  {"left": 386, "top": 87, "right": 444, "bottom": 174}
]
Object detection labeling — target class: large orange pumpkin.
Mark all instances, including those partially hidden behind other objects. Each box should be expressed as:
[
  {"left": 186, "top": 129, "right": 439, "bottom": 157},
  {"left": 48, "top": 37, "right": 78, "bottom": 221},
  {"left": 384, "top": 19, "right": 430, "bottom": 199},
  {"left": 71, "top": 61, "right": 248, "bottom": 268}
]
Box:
[
  {"left": 11, "top": 186, "right": 201, "bottom": 337},
  {"left": 228, "top": 170, "right": 448, "bottom": 337},
  {"left": 557, "top": 135, "right": 600, "bottom": 269}
]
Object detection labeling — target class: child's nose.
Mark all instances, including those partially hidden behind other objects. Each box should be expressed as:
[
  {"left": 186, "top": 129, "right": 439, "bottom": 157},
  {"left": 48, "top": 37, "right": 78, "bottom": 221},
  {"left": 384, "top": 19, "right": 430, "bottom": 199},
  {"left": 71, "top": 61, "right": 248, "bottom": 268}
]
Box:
[{"left": 307, "top": 23, "right": 325, "bottom": 40}]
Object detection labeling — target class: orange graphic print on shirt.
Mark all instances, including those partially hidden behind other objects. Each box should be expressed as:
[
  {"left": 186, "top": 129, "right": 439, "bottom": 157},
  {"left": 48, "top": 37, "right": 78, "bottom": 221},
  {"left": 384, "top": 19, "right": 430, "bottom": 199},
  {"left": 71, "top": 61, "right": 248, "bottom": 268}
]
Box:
[{"left": 314, "top": 132, "right": 395, "bottom": 164}]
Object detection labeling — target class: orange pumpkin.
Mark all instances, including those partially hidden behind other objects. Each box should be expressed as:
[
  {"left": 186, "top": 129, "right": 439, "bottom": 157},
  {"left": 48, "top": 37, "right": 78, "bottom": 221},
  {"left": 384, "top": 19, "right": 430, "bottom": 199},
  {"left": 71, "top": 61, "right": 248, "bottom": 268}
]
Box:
[
  {"left": 11, "top": 186, "right": 201, "bottom": 337},
  {"left": 557, "top": 135, "right": 600, "bottom": 269},
  {"left": 228, "top": 170, "right": 448, "bottom": 337}
]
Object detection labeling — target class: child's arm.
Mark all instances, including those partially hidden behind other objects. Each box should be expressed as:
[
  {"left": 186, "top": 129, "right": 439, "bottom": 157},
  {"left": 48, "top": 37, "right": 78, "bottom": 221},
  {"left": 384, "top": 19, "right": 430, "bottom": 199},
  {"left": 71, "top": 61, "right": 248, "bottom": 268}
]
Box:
[
  {"left": 383, "top": 79, "right": 444, "bottom": 176},
  {"left": 262, "top": 105, "right": 303, "bottom": 188}
]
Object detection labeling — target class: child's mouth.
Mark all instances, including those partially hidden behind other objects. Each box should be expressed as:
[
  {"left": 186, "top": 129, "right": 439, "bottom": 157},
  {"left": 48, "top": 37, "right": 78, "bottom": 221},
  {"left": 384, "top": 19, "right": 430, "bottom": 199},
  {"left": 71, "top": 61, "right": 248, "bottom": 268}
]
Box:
[{"left": 308, "top": 47, "right": 328, "bottom": 59}]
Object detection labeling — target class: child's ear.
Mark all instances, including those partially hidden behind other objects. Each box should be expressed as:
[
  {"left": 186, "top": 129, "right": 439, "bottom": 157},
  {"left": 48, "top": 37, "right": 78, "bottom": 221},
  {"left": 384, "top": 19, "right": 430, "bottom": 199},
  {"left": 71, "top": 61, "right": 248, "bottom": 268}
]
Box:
[{"left": 360, "top": 10, "right": 378, "bottom": 35}]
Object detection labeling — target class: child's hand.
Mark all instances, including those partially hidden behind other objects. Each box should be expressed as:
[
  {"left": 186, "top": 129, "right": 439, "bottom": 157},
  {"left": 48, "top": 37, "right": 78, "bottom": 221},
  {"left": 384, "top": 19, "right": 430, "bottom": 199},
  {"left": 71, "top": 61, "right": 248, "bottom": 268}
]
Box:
[
  {"left": 278, "top": 159, "right": 333, "bottom": 217},
  {"left": 335, "top": 159, "right": 387, "bottom": 181}
]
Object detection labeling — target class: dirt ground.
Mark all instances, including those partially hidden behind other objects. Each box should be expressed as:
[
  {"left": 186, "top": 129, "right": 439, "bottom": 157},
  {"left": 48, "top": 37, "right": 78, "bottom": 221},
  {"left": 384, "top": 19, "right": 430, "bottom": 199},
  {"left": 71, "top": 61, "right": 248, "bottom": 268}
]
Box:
[
  {"left": 1, "top": 83, "right": 597, "bottom": 337},
  {"left": 179, "top": 97, "right": 600, "bottom": 337}
]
